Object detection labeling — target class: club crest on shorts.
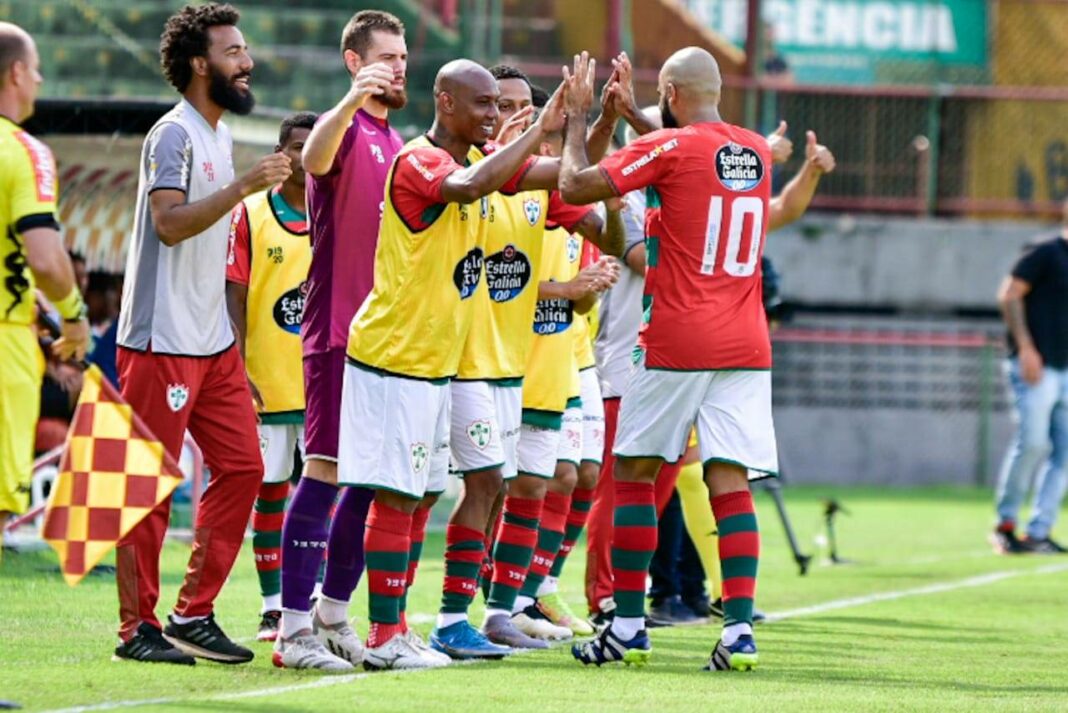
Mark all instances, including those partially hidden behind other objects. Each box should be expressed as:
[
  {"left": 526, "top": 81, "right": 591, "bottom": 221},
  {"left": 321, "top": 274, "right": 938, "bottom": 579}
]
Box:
[
  {"left": 410, "top": 442, "right": 430, "bottom": 474},
  {"left": 166, "top": 383, "right": 190, "bottom": 412},
  {"left": 523, "top": 197, "right": 542, "bottom": 226},
  {"left": 467, "top": 420, "right": 493, "bottom": 450}
]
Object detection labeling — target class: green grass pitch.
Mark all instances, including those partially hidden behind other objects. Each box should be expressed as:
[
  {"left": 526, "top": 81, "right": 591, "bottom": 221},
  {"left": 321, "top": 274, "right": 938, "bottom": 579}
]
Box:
[{"left": 5, "top": 486, "right": 1068, "bottom": 712}]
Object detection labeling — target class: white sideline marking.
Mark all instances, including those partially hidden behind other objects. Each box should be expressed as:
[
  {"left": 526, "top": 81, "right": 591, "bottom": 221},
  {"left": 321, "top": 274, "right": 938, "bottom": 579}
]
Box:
[
  {"left": 42, "top": 561, "right": 1068, "bottom": 713},
  {"left": 763, "top": 561, "right": 1068, "bottom": 623}
]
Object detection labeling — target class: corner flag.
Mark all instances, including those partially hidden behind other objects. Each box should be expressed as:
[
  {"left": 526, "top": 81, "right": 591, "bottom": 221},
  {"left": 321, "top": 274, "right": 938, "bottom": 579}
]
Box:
[{"left": 41, "top": 365, "right": 184, "bottom": 585}]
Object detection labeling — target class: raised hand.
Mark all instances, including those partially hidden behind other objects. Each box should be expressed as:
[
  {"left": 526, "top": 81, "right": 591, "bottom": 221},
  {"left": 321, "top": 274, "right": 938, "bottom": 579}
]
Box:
[
  {"left": 343, "top": 62, "right": 396, "bottom": 111},
  {"left": 608, "top": 52, "right": 638, "bottom": 118},
  {"left": 498, "top": 105, "right": 534, "bottom": 145},
  {"left": 240, "top": 152, "right": 292, "bottom": 196},
  {"left": 535, "top": 81, "right": 568, "bottom": 134},
  {"left": 562, "top": 51, "right": 597, "bottom": 117},
  {"left": 766, "top": 121, "right": 793, "bottom": 164},
  {"left": 805, "top": 130, "right": 836, "bottom": 174}
]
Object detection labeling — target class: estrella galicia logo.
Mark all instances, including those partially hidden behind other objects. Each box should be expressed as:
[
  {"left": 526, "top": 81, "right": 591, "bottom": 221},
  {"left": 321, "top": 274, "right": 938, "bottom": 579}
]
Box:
[
  {"left": 532, "top": 294, "right": 573, "bottom": 335},
  {"left": 453, "top": 247, "right": 484, "bottom": 300},
  {"left": 273, "top": 283, "right": 306, "bottom": 334},
  {"left": 484, "top": 244, "right": 532, "bottom": 303},
  {"left": 715, "top": 142, "right": 764, "bottom": 192}
]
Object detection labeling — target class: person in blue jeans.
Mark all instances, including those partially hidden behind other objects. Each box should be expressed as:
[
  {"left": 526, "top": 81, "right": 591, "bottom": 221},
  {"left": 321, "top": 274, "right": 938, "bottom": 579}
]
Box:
[{"left": 994, "top": 203, "right": 1068, "bottom": 554}]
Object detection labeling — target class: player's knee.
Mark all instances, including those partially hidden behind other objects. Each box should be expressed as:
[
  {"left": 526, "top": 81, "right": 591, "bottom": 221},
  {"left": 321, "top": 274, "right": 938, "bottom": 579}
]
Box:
[
  {"left": 551, "top": 462, "right": 578, "bottom": 493},
  {"left": 577, "top": 461, "right": 599, "bottom": 489},
  {"left": 509, "top": 474, "right": 547, "bottom": 500},
  {"left": 303, "top": 458, "right": 339, "bottom": 485},
  {"left": 375, "top": 488, "right": 419, "bottom": 514}
]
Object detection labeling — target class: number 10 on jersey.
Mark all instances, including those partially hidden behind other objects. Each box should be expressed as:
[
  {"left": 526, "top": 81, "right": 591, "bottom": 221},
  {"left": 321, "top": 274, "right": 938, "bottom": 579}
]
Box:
[{"left": 701, "top": 196, "right": 765, "bottom": 277}]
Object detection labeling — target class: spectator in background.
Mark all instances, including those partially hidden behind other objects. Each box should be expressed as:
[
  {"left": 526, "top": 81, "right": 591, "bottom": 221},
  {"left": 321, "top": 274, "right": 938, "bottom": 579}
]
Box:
[{"left": 993, "top": 200, "right": 1068, "bottom": 554}]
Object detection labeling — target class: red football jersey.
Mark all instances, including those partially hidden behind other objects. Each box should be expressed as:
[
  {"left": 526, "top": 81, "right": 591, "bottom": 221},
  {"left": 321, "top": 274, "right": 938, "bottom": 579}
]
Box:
[{"left": 599, "top": 122, "right": 773, "bottom": 370}]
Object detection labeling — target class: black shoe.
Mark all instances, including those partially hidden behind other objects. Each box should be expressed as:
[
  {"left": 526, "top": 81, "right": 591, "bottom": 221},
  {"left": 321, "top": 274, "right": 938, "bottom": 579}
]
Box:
[
  {"left": 990, "top": 527, "right": 1033, "bottom": 554},
  {"left": 257, "top": 610, "right": 281, "bottom": 642},
  {"left": 163, "top": 614, "right": 254, "bottom": 664},
  {"left": 113, "top": 622, "right": 196, "bottom": 665},
  {"left": 1023, "top": 536, "right": 1068, "bottom": 554},
  {"left": 753, "top": 607, "right": 767, "bottom": 624},
  {"left": 647, "top": 595, "right": 706, "bottom": 627},
  {"left": 590, "top": 600, "right": 616, "bottom": 633},
  {"left": 709, "top": 597, "right": 725, "bottom": 618}
]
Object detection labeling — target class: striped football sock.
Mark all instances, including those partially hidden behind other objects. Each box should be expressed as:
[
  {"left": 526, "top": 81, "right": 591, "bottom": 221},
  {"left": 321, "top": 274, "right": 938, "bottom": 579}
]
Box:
[
  {"left": 399, "top": 505, "right": 431, "bottom": 620},
  {"left": 364, "top": 501, "right": 412, "bottom": 647},
  {"left": 549, "top": 485, "right": 593, "bottom": 579},
  {"left": 611, "top": 480, "right": 657, "bottom": 620},
  {"left": 440, "top": 524, "right": 485, "bottom": 619},
  {"left": 252, "top": 481, "right": 288, "bottom": 610},
  {"left": 712, "top": 490, "right": 759, "bottom": 630},
  {"left": 485, "top": 495, "right": 543, "bottom": 614},
  {"left": 519, "top": 491, "right": 570, "bottom": 600}
]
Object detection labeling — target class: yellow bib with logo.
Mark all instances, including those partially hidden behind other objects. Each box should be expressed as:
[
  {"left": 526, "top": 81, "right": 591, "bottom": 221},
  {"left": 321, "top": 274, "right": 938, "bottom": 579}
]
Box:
[
  {"left": 456, "top": 187, "right": 550, "bottom": 381},
  {"left": 523, "top": 226, "right": 582, "bottom": 413},
  {"left": 243, "top": 190, "right": 311, "bottom": 415},
  {"left": 347, "top": 137, "right": 488, "bottom": 380}
]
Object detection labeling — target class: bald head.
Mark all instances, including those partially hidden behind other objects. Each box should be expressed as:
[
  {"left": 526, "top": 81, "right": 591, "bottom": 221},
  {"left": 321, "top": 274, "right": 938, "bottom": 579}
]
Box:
[
  {"left": 0, "top": 22, "right": 33, "bottom": 86},
  {"left": 660, "top": 47, "right": 722, "bottom": 103},
  {"left": 434, "top": 59, "right": 496, "bottom": 98}
]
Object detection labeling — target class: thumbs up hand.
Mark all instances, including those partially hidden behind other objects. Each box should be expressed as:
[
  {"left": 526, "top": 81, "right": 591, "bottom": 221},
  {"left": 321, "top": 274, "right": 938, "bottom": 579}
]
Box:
[
  {"left": 805, "top": 130, "right": 836, "bottom": 174},
  {"left": 766, "top": 120, "right": 793, "bottom": 164}
]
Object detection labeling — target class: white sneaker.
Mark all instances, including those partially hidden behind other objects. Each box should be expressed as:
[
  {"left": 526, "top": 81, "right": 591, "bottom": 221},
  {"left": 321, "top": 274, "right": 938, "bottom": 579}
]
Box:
[
  {"left": 312, "top": 608, "right": 364, "bottom": 665},
  {"left": 363, "top": 633, "right": 449, "bottom": 670},
  {"left": 512, "top": 606, "right": 573, "bottom": 641},
  {"left": 406, "top": 630, "right": 452, "bottom": 665},
  {"left": 272, "top": 631, "right": 354, "bottom": 672}
]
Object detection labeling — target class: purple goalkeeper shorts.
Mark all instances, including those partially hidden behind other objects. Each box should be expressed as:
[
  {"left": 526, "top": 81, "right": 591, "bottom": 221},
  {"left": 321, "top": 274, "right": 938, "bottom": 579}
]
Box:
[{"left": 303, "top": 348, "right": 345, "bottom": 461}]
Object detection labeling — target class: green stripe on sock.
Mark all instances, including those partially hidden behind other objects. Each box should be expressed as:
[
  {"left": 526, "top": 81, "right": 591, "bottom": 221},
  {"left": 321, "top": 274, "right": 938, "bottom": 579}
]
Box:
[
  {"left": 717, "top": 512, "right": 758, "bottom": 537},
  {"left": 409, "top": 541, "right": 424, "bottom": 563},
  {"left": 254, "top": 497, "right": 287, "bottom": 515},
  {"left": 440, "top": 592, "right": 472, "bottom": 614},
  {"left": 572, "top": 499, "right": 592, "bottom": 513},
  {"left": 445, "top": 561, "right": 482, "bottom": 580},
  {"left": 448, "top": 540, "right": 485, "bottom": 553},
  {"left": 366, "top": 551, "right": 409, "bottom": 573},
  {"left": 611, "top": 548, "right": 652, "bottom": 572},
  {"left": 253, "top": 531, "right": 282, "bottom": 549},
  {"left": 615, "top": 590, "right": 646, "bottom": 619},
  {"left": 615, "top": 504, "right": 656, "bottom": 527},
  {"left": 259, "top": 570, "right": 281, "bottom": 598},
  {"left": 721, "top": 556, "right": 759, "bottom": 581},
  {"left": 494, "top": 541, "right": 534, "bottom": 567},
  {"left": 370, "top": 596, "right": 401, "bottom": 624},
  {"left": 724, "top": 598, "right": 754, "bottom": 628},
  {"left": 503, "top": 512, "right": 540, "bottom": 531},
  {"left": 563, "top": 523, "right": 583, "bottom": 541},
  {"left": 486, "top": 584, "right": 519, "bottom": 612}
]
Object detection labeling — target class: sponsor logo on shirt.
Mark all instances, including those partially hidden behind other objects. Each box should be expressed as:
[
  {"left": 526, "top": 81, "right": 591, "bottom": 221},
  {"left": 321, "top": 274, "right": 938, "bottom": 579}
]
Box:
[
  {"left": 370, "top": 144, "right": 385, "bottom": 164},
  {"left": 715, "top": 142, "right": 764, "bottom": 192},
  {"left": 620, "top": 138, "right": 679, "bottom": 177},
  {"left": 13, "top": 131, "right": 56, "bottom": 202},
  {"left": 533, "top": 293, "right": 574, "bottom": 335},
  {"left": 467, "top": 420, "right": 493, "bottom": 450},
  {"left": 166, "top": 383, "right": 190, "bottom": 412},
  {"left": 523, "top": 197, "right": 542, "bottom": 226},
  {"left": 406, "top": 152, "right": 437, "bottom": 182},
  {"left": 202, "top": 161, "right": 215, "bottom": 182},
  {"left": 453, "top": 247, "right": 485, "bottom": 300},
  {"left": 484, "top": 244, "right": 531, "bottom": 302},
  {"left": 273, "top": 284, "right": 306, "bottom": 334}
]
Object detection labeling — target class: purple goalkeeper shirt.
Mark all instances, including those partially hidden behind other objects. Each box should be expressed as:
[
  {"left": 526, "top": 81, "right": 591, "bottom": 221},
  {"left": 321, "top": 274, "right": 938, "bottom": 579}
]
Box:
[{"left": 302, "top": 108, "right": 403, "bottom": 356}]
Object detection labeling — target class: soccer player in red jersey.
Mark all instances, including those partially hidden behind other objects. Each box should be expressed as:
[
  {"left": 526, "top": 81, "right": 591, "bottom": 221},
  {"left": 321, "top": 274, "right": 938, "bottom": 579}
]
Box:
[{"left": 560, "top": 48, "right": 834, "bottom": 671}]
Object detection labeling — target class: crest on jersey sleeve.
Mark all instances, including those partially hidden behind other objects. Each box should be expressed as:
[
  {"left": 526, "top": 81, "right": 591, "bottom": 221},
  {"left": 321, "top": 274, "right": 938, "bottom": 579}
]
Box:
[{"left": 523, "top": 197, "right": 542, "bottom": 226}]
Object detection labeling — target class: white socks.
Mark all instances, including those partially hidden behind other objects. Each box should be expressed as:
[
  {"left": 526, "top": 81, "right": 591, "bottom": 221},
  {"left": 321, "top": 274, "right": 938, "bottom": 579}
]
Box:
[
  {"left": 169, "top": 613, "right": 205, "bottom": 625},
  {"left": 721, "top": 622, "right": 753, "bottom": 646},
  {"left": 261, "top": 594, "right": 282, "bottom": 613},
  {"left": 513, "top": 595, "right": 535, "bottom": 613},
  {"left": 536, "top": 576, "right": 558, "bottom": 598},
  {"left": 436, "top": 612, "right": 467, "bottom": 629},
  {"left": 610, "top": 616, "right": 644, "bottom": 641},
  {"left": 315, "top": 595, "right": 349, "bottom": 626},
  {"left": 482, "top": 608, "right": 510, "bottom": 626},
  {"left": 281, "top": 608, "right": 312, "bottom": 639}
]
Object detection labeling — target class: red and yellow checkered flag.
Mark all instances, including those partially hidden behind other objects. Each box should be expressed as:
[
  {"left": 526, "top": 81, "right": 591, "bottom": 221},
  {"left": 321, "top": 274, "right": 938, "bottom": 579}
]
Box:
[{"left": 42, "top": 365, "right": 184, "bottom": 586}]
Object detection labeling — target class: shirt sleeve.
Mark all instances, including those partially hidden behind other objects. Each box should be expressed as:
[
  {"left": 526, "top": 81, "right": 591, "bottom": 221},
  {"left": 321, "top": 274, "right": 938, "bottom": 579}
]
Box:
[
  {"left": 226, "top": 201, "right": 251, "bottom": 285},
  {"left": 9, "top": 131, "right": 59, "bottom": 233},
  {"left": 390, "top": 146, "right": 464, "bottom": 230},
  {"left": 145, "top": 122, "right": 193, "bottom": 194},
  {"left": 546, "top": 190, "right": 593, "bottom": 233},
  {"left": 597, "top": 129, "right": 680, "bottom": 197},
  {"left": 1011, "top": 241, "right": 1051, "bottom": 286},
  {"left": 500, "top": 155, "right": 540, "bottom": 195}
]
